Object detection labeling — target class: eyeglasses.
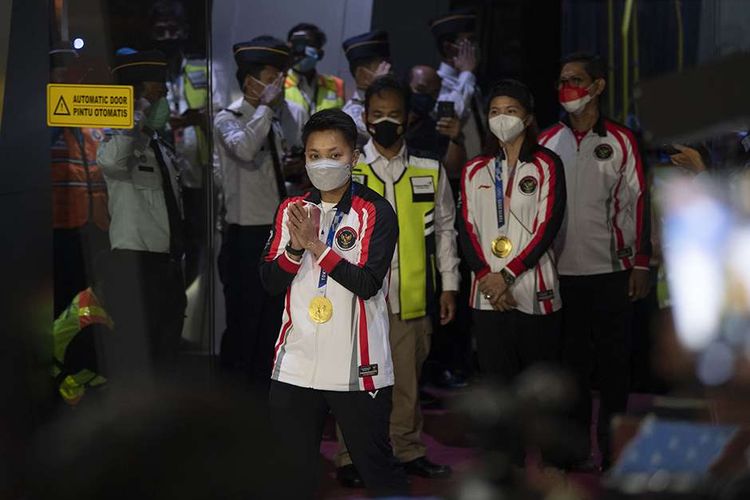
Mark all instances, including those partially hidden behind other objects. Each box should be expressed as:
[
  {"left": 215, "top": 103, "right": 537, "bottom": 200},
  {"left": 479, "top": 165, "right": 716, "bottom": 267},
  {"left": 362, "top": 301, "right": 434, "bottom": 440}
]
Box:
[{"left": 556, "top": 76, "right": 588, "bottom": 89}]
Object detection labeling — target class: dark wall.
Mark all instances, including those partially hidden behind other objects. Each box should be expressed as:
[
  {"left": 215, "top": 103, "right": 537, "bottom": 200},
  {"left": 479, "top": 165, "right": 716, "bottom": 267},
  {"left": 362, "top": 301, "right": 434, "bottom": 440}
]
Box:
[
  {"left": 373, "top": 0, "right": 562, "bottom": 129},
  {"left": 0, "top": 0, "right": 54, "bottom": 497},
  {"left": 371, "top": 0, "right": 451, "bottom": 78}
]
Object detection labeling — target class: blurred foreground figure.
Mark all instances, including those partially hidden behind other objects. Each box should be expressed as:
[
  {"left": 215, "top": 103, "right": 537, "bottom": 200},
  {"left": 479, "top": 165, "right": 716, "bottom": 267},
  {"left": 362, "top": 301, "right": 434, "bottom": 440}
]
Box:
[{"left": 27, "top": 385, "right": 281, "bottom": 500}]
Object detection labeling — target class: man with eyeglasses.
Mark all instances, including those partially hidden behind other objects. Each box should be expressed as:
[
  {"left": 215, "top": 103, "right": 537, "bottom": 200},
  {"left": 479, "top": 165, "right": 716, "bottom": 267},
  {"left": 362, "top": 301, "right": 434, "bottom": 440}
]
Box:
[{"left": 539, "top": 52, "right": 652, "bottom": 472}]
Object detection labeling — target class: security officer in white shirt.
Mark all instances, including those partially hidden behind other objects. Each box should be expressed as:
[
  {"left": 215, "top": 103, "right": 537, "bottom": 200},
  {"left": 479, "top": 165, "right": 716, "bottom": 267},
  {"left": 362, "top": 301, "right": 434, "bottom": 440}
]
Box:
[
  {"left": 214, "top": 37, "right": 300, "bottom": 393},
  {"left": 341, "top": 30, "right": 392, "bottom": 147},
  {"left": 335, "top": 76, "right": 460, "bottom": 483},
  {"left": 97, "top": 50, "right": 187, "bottom": 380},
  {"left": 430, "top": 9, "right": 486, "bottom": 160}
]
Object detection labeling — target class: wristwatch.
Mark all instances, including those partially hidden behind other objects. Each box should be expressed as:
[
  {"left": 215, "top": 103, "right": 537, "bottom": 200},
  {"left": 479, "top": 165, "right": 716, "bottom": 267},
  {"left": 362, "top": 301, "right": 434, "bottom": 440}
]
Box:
[
  {"left": 285, "top": 243, "right": 304, "bottom": 257},
  {"left": 500, "top": 268, "right": 516, "bottom": 286}
]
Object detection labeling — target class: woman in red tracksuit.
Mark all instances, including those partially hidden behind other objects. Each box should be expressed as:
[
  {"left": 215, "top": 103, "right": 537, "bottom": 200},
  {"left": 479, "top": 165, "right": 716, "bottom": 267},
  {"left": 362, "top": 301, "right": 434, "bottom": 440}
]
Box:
[{"left": 457, "top": 79, "right": 567, "bottom": 383}]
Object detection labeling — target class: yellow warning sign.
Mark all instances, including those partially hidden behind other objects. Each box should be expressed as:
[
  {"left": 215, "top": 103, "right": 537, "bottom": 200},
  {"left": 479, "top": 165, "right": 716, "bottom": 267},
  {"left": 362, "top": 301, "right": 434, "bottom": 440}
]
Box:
[{"left": 47, "top": 84, "right": 134, "bottom": 129}]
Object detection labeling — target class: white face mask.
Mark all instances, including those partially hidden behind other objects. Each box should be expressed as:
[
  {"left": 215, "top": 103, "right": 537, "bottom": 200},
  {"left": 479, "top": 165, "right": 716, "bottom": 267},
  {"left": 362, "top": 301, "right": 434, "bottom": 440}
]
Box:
[
  {"left": 305, "top": 158, "right": 352, "bottom": 192},
  {"left": 489, "top": 114, "right": 526, "bottom": 143}
]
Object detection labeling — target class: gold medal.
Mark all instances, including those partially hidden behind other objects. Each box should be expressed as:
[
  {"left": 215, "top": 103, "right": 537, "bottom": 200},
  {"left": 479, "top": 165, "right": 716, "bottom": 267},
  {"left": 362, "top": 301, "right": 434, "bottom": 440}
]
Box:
[
  {"left": 491, "top": 236, "right": 513, "bottom": 258},
  {"left": 309, "top": 296, "right": 333, "bottom": 324}
]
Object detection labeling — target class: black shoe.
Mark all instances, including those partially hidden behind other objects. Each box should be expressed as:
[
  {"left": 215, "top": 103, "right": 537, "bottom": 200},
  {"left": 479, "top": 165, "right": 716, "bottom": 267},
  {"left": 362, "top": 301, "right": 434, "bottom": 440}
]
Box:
[
  {"left": 437, "top": 369, "right": 469, "bottom": 389},
  {"left": 402, "top": 457, "right": 452, "bottom": 478},
  {"left": 336, "top": 464, "right": 365, "bottom": 488}
]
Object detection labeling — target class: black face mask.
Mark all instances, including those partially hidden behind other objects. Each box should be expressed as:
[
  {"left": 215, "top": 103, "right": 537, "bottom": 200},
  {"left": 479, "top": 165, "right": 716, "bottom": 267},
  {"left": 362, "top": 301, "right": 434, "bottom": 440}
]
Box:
[
  {"left": 368, "top": 119, "right": 404, "bottom": 149},
  {"left": 410, "top": 93, "right": 436, "bottom": 117}
]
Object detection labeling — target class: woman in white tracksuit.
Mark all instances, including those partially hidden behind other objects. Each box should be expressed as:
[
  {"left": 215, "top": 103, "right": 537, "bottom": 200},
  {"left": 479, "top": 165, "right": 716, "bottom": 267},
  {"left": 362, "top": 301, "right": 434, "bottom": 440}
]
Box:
[{"left": 457, "top": 79, "right": 567, "bottom": 383}]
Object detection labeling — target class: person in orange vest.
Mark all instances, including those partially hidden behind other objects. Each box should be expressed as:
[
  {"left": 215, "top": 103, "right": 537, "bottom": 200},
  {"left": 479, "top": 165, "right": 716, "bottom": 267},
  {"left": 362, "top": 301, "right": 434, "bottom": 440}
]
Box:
[
  {"left": 50, "top": 41, "right": 110, "bottom": 317},
  {"left": 284, "top": 23, "right": 345, "bottom": 119}
]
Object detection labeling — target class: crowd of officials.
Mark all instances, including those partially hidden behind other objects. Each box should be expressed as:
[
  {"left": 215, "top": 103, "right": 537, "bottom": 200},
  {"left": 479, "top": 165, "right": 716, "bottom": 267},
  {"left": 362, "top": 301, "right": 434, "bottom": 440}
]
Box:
[{"left": 48, "top": 2, "right": 677, "bottom": 498}]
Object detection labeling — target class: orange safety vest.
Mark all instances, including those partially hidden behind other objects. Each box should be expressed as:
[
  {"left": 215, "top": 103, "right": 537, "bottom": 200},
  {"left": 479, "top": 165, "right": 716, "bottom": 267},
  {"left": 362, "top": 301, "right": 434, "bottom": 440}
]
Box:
[{"left": 51, "top": 128, "right": 110, "bottom": 231}]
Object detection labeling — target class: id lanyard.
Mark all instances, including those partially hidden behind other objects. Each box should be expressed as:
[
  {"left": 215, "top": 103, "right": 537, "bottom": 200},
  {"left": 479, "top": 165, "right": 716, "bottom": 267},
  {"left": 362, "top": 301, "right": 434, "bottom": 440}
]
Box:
[
  {"left": 316, "top": 182, "right": 354, "bottom": 293},
  {"left": 493, "top": 156, "right": 515, "bottom": 230}
]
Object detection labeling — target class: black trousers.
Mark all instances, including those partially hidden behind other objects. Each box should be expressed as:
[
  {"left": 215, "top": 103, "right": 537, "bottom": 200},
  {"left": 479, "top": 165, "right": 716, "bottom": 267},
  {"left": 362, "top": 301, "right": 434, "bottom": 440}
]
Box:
[
  {"left": 473, "top": 308, "right": 562, "bottom": 384},
  {"left": 269, "top": 381, "right": 409, "bottom": 499},
  {"left": 53, "top": 224, "right": 109, "bottom": 317},
  {"left": 182, "top": 186, "right": 206, "bottom": 287},
  {"left": 101, "top": 250, "right": 186, "bottom": 383},
  {"left": 218, "top": 224, "right": 283, "bottom": 394},
  {"left": 560, "top": 271, "right": 632, "bottom": 467}
]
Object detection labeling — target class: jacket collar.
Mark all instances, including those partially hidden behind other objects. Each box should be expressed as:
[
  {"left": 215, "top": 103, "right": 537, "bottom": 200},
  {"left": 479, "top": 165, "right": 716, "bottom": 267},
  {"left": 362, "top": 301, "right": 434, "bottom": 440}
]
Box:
[
  {"left": 561, "top": 111, "right": 607, "bottom": 137},
  {"left": 305, "top": 180, "right": 355, "bottom": 214}
]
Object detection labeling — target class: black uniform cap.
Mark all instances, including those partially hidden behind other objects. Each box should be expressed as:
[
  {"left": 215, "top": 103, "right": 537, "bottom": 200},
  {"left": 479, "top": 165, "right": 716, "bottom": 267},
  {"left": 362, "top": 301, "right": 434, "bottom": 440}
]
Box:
[
  {"left": 342, "top": 30, "right": 390, "bottom": 65},
  {"left": 111, "top": 50, "right": 168, "bottom": 84},
  {"left": 429, "top": 9, "right": 477, "bottom": 39},
  {"left": 233, "top": 36, "right": 290, "bottom": 71}
]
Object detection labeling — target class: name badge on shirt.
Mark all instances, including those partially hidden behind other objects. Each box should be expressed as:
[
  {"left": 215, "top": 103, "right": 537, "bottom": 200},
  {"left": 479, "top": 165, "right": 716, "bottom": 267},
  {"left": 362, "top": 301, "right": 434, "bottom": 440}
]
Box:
[
  {"left": 352, "top": 173, "right": 367, "bottom": 186},
  {"left": 410, "top": 176, "right": 435, "bottom": 203},
  {"left": 359, "top": 364, "right": 379, "bottom": 377}
]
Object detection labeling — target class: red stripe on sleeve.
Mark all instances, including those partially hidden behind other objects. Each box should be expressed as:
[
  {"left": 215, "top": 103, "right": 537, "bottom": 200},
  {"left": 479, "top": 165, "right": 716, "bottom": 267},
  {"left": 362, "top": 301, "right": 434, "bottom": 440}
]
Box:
[
  {"left": 352, "top": 196, "right": 377, "bottom": 267},
  {"left": 277, "top": 252, "right": 302, "bottom": 274},
  {"left": 318, "top": 247, "right": 343, "bottom": 274},
  {"left": 461, "top": 159, "right": 490, "bottom": 270},
  {"left": 272, "top": 292, "right": 293, "bottom": 366},
  {"left": 506, "top": 151, "right": 556, "bottom": 276},
  {"left": 358, "top": 297, "right": 375, "bottom": 391},
  {"left": 620, "top": 126, "right": 648, "bottom": 262},
  {"left": 606, "top": 124, "right": 633, "bottom": 267},
  {"left": 265, "top": 197, "right": 296, "bottom": 262},
  {"left": 538, "top": 123, "right": 564, "bottom": 147}
]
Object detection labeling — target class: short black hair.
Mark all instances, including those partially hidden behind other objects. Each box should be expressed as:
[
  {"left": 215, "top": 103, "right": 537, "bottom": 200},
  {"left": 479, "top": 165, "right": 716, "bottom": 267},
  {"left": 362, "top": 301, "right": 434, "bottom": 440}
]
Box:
[
  {"left": 349, "top": 55, "right": 384, "bottom": 78},
  {"left": 287, "top": 22, "right": 327, "bottom": 48},
  {"left": 302, "top": 109, "right": 358, "bottom": 150},
  {"left": 486, "top": 79, "right": 535, "bottom": 114},
  {"left": 235, "top": 63, "right": 265, "bottom": 89},
  {"left": 364, "top": 75, "right": 410, "bottom": 115},
  {"left": 561, "top": 52, "right": 607, "bottom": 81}
]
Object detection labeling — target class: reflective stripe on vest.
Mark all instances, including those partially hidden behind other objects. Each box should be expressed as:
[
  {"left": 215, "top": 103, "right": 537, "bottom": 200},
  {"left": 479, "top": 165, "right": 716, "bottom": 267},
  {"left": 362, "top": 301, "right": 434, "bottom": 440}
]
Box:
[
  {"left": 52, "top": 288, "right": 113, "bottom": 404},
  {"left": 353, "top": 161, "right": 439, "bottom": 320},
  {"left": 51, "top": 128, "right": 110, "bottom": 230},
  {"left": 284, "top": 72, "right": 345, "bottom": 113},
  {"left": 183, "top": 61, "right": 210, "bottom": 166}
]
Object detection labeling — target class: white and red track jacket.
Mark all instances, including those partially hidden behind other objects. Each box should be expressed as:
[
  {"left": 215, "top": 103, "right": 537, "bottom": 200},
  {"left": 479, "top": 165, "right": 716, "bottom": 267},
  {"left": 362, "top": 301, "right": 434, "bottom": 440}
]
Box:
[
  {"left": 539, "top": 115, "right": 651, "bottom": 276},
  {"left": 259, "top": 182, "right": 398, "bottom": 392},
  {"left": 457, "top": 145, "right": 566, "bottom": 315}
]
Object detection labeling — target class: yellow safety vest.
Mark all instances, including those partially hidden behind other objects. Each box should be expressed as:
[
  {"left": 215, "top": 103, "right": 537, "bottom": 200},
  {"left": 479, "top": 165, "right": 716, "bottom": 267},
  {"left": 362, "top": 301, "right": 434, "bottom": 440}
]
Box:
[
  {"left": 353, "top": 157, "right": 440, "bottom": 320},
  {"left": 183, "top": 60, "right": 210, "bottom": 166},
  {"left": 284, "top": 71, "right": 345, "bottom": 114},
  {"left": 51, "top": 288, "right": 113, "bottom": 406}
]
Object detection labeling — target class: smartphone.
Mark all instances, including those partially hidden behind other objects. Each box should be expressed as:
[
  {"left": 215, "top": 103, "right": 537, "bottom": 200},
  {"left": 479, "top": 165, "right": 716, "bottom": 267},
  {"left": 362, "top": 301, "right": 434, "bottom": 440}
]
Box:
[{"left": 437, "top": 100, "right": 455, "bottom": 120}]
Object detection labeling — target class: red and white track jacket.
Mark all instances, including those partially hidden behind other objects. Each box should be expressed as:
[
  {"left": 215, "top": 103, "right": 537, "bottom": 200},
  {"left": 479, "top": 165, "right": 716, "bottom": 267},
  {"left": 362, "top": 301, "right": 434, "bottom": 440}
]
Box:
[
  {"left": 539, "top": 115, "right": 651, "bottom": 276},
  {"left": 457, "top": 145, "right": 566, "bottom": 315},
  {"left": 259, "top": 182, "right": 398, "bottom": 392}
]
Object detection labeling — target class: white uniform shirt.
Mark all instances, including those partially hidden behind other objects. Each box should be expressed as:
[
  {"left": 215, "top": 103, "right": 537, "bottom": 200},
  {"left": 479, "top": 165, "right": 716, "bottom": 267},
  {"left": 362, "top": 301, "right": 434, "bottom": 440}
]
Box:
[
  {"left": 342, "top": 88, "right": 368, "bottom": 145},
  {"left": 363, "top": 139, "right": 460, "bottom": 314},
  {"left": 437, "top": 61, "right": 483, "bottom": 159},
  {"left": 458, "top": 148, "right": 566, "bottom": 314},
  {"left": 214, "top": 98, "right": 304, "bottom": 226},
  {"left": 97, "top": 124, "right": 182, "bottom": 254}
]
